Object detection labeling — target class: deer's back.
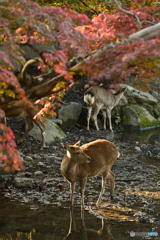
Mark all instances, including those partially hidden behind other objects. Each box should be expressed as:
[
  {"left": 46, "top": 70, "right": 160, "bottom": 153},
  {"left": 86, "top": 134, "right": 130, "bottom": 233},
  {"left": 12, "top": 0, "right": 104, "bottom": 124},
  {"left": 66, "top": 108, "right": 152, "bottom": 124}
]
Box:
[
  {"left": 80, "top": 139, "right": 119, "bottom": 178},
  {"left": 85, "top": 86, "right": 115, "bottom": 107}
]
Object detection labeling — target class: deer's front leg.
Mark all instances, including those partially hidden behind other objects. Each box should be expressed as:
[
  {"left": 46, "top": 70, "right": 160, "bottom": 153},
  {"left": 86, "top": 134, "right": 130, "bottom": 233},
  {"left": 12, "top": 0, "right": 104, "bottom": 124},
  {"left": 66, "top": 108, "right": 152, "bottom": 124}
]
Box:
[
  {"left": 70, "top": 182, "right": 75, "bottom": 207},
  {"left": 80, "top": 178, "right": 87, "bottom": 209}
]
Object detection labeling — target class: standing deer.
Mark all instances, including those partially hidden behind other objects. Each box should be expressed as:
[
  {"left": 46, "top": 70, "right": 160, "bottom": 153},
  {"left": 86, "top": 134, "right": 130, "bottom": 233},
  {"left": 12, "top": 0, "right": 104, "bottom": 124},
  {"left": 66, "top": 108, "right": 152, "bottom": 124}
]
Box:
[
  {"left": 84, "top": 86, "right": 126, "bottom": 131},
  {"left": 2, "top": 100, "right": 46, "bottom": 150},
  {"left": 61, "top": 139, "right": 119, "bottom": 208}
]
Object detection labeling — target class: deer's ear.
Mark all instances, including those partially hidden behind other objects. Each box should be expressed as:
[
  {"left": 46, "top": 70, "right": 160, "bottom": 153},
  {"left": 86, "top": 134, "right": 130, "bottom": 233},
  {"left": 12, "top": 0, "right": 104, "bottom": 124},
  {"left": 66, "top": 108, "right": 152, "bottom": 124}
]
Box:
[
  {"left": 74, "top": 140, "right": 81, "bottom": 146},
  {"left": 62, "top": 140, "right": 68, "bottom": 151}
]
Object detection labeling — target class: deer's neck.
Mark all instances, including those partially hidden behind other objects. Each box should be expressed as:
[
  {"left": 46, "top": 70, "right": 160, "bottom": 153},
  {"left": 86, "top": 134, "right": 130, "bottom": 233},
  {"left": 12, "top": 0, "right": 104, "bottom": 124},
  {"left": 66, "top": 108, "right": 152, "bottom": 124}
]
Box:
[
  {"left": 114, "top": 93, "right": 123, "bottom": 106},
  {"left": 62, "top": 155, "right": 79, "bottom": 182}
]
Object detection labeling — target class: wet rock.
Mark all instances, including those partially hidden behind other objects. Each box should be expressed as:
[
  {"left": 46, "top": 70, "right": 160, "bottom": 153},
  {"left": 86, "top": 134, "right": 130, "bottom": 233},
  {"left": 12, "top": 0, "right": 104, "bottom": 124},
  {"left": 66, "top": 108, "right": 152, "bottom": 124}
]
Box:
[{"left": 13, "top": 177, "right": 34, "bottom": 188}]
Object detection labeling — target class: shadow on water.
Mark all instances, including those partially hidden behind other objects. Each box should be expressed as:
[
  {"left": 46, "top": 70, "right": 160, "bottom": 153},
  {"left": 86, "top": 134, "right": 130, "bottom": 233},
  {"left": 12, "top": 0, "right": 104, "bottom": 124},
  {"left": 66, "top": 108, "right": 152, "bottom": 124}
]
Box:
[{"left": 0, "top": 128, "right": 160, "bottom": 239}]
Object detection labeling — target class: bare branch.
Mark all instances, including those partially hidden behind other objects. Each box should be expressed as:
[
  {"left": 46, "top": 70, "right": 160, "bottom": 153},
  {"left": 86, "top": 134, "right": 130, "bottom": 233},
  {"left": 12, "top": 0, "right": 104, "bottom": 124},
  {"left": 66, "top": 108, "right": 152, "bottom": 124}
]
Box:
[
  {"left": 78, "top": 0, "right": 99, "bottom": 16},
  {"left": 21, "top": 58, "right": 42, "bottom": 82},
  {"left": 113, "top": 0, "right": 142, "bottom": 30},
  {"left": 129, "top": 22, "right": 160, "bottom": 40}
]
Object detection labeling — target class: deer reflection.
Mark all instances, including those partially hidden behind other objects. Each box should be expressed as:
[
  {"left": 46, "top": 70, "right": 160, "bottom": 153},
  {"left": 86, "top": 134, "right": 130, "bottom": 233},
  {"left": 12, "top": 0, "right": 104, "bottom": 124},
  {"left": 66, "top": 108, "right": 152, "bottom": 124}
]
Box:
[{"left": 64, "top": 209, "right": 114, "bottom": 240}]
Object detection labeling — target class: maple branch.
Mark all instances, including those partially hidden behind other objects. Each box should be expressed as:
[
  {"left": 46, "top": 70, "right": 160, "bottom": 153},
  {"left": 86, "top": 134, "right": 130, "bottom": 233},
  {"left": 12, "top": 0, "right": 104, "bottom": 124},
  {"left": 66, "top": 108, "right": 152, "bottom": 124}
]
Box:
[
  {"left": 113, "top": 0, "right": 142, "bottom": 30},
  {"left": 129, "top": 22, "right": 160, "bottom": 40},
  {"left": 21, "top": 58, "right": 42, "bottom": 82}
]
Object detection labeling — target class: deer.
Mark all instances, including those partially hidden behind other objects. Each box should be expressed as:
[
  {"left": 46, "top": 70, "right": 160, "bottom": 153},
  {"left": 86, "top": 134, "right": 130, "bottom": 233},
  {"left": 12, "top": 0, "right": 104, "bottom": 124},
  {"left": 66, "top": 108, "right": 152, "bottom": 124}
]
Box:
[
  {"left": 84, "top": 86, "right": 126, "bottom": 131},
  {"left": 61, "top": 139, "right": 119, "bottom": 209},
  {"left": 1, "top": 100, "right": 46, "bottom": 150}
]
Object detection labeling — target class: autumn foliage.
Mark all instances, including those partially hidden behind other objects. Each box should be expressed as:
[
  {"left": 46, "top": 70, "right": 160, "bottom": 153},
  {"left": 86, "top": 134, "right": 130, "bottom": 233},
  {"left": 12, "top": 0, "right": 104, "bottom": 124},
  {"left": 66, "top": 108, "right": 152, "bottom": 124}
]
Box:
[{"left": 0, "top": 0, "right": 160, "bottom": 170}]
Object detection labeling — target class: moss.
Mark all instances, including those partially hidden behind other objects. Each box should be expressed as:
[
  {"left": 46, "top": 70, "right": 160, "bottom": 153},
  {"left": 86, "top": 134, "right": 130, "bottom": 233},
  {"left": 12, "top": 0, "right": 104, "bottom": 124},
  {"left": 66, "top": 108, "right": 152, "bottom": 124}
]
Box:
[
  {"left": 53, "top": 123, "right": 64, "bottom": 135},
  {"left": 122, "top": 114, "right": 129, "bottom": 125},
  {"left": 129, "top": 105, "right": 160, "bottom": 128},
  {"left": 143, "top": 103, "right": 160, "bottom": 118}
]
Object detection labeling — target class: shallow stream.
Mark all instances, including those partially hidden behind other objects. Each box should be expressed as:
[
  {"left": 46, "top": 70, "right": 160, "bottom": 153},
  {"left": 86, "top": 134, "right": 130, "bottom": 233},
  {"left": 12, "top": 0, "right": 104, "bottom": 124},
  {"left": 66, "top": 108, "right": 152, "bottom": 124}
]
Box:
[{"left": 0, "top": 128, "right": 160, "bottom": 240}]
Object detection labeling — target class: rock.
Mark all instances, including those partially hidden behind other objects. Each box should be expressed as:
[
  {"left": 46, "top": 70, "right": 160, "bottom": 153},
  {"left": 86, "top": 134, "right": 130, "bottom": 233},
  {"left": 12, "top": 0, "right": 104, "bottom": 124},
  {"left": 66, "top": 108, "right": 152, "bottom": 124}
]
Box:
[
  {"left": 58, "top": 102, "right": 82, "bottom": 126},
  {"left": 43, "top": 178, "right": 55, "bottom": 184},
  {"left": 13, "top": 177, "right": 34, "bottom": 188},
  {"left": 34, "top": 171, "right": 43, "bottom": 176},
  {"left": 112, "top": 95, "right": 128, "bottom": 116},
  {"left": 122, "top": 105, "right": 160, "bottom": 130},
  {"left": 135, "top": 146, "right": 142, "bottom": 153},
  {"left": 120, "top": 84, "right": 158, "bottom": 105},
  {"left": 38, "top": 162, "right": 45, "bottom": 167},
  {"left": 28, "top": 119, "right": 65, "bottom": 144},
  {"left": 25, "top": 156, "right": 33, "bottom": 162}
]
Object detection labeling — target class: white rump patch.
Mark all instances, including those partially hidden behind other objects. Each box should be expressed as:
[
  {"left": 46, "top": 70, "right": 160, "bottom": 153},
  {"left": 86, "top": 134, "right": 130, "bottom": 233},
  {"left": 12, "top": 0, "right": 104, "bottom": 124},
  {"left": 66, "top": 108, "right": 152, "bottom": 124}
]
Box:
[{"left": 84, "top": 94, "right": 95, "bottom": 105}]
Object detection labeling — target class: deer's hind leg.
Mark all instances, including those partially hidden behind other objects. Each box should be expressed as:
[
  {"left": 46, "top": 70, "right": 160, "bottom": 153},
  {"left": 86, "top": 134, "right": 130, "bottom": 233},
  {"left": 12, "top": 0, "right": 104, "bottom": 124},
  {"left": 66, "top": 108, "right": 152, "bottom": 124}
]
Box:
[
  {"left": 33, "top": 118, "right": 46, "bottom": 150},
  {"left": 96, "top": 169, "right": 108, "bottom": 206},
  {"left": 101, "top": 108, "right": 107, "bottom": 130},
  {"left": 87, "top": 106, "right": 92, "bottom": 131},
  {"left": 92, "top": 100, "right": 103, "bottom": 131},
  {"left": 107, "top": 170, "right": 115, "bottom": 200},
  {"left": 17, "top": 116, "right": 34, "bottom": 144}
]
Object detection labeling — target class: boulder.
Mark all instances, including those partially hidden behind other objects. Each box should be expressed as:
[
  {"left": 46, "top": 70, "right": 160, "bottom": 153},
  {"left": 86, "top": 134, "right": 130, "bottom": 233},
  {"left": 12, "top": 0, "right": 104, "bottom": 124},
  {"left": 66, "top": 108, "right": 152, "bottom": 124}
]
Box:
[
  {"left": 112, "top": 95, "right": 128, "bottom": 116},
  {"left": 122, "top": 105, "right": 160, "bottom": 130},
  {"left": 120, "top": 84, "right": 158, "bottom": 105},
  {"left": 28, "top": 119, "right": 65, "bottom": 144},
  {"left": 58, "top": 102, "right": 82, "bottom": 126}
]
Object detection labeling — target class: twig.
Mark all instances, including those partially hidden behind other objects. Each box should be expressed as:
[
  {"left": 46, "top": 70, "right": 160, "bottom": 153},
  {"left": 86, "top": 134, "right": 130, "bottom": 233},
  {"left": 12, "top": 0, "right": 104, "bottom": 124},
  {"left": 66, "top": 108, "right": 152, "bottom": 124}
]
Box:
[
  {"left": 114, "top": 0, "right": 142, "bottom": 30},
  {"left": 78, "top": 0, "right": 99, "bottom": 16}
]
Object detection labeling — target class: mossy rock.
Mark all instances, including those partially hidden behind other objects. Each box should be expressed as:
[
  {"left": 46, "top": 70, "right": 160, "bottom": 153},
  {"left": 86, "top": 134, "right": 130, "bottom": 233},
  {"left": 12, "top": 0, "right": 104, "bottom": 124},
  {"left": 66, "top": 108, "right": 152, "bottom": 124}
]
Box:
[{"left": 122, "top": 105, "right": 160, "bottom": 130}]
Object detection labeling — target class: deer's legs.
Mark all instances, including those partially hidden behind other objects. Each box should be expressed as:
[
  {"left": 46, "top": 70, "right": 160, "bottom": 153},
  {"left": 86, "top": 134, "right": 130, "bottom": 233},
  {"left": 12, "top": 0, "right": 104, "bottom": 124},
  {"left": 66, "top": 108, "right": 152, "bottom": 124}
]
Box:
[
  {"left": 33, "top": 118, "right": 46, "bottom": 150},
  {"left": 87, "top": 106, "right": 92, "bottom": 131},
  {"left": 96, "top": 170, "right": 108, "bottom": 206},
  {"left": 101, "top": 109, "right": 107, "bottom": 130},
  {"left": 107, "top": 170, "right": 115, "bottom": 200},
  {"left": 106, "top": 108, "right": 112, "bottom": 131},
  {"left": 80, "top": 178, "right": 87, "bottom": 209},
  {"left": 17, "top": 116, "right": 34, "bottom": 144},
  {"left": 70, "top": 182, "right": 75, "bottom": 207},
  {"left": 92, "top": 105, "right": 101, "bottom": 131}
]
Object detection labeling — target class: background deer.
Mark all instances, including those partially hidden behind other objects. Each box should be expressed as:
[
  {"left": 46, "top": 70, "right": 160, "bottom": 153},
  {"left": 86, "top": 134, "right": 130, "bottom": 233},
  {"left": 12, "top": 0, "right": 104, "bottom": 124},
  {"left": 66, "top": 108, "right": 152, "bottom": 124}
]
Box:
[
  {"left": 2, "top": 100, "right": 46, "bottom": 150},
  {"left": 84, "top": 86, "right": 126, "bottom": 131},
  {"left": 61, "top": 139, "right": 119, "bottom": 208}
]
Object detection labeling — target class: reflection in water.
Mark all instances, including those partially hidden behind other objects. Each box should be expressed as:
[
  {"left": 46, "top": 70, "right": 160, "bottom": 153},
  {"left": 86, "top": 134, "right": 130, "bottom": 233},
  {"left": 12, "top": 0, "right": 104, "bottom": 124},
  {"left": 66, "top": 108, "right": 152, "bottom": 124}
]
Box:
[{"left": 64, "top": 209, "right": 114, "bottom": 240}]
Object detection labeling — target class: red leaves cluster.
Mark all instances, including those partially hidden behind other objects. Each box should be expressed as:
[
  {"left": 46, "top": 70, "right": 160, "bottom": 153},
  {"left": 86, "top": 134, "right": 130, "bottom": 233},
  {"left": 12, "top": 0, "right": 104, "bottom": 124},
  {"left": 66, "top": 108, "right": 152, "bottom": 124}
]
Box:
[
  {"left": 0, "top": 111, "right": 23, "bottom": 172},
  {"left": 0, "top": 0, "right": 160, "bottom": 171}
]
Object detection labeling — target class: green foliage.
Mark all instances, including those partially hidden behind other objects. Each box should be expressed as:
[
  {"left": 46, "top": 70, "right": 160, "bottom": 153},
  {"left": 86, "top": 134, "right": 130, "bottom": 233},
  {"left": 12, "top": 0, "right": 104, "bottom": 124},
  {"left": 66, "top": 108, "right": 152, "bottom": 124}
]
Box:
[{"left": 115, "top": 113, "right": 121, "bottom": 125}]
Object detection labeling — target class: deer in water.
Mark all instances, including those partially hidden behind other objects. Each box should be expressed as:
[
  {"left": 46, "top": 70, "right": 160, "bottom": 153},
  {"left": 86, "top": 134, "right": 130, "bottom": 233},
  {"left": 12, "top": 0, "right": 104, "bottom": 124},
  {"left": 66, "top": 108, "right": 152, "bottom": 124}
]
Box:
[
  {"left": 2, "top": 100, "right": 46, "bottom": 150},
  {"left": 61, "top": 139, "right": 119, "bottom": 208},
  {"left": 64, "top": 209, "right": 114, "bottom": 240},
  {"left": 84, "top": 86, "right": 126, "bottom": 131}
]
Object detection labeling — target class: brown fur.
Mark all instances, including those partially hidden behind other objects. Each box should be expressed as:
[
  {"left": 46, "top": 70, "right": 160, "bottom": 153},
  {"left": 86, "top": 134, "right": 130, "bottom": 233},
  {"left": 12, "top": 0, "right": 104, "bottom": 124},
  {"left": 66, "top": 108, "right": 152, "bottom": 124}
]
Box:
[{"left": 61, "top": 139, "right": 119, "bottom": 208}]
